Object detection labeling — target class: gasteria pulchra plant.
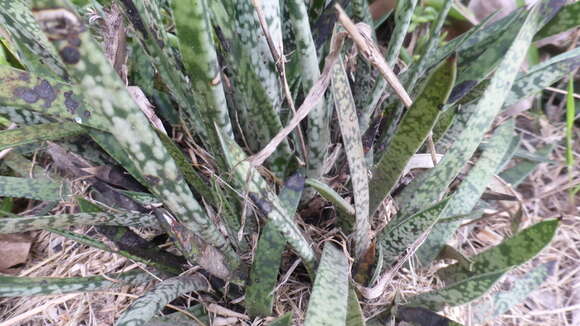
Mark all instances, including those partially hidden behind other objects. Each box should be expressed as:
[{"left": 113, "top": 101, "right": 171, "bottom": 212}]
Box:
[{"left": 0, "top": 0, "right": 577, "bottom": 325}]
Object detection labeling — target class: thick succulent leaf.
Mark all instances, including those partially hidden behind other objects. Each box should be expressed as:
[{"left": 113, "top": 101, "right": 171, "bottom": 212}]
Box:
[
  {"left": 0, "top": 176, "right": 69, "bottom": 201},
  {"left": 405, "top": 270, "right": 505, "bottom": 311},
  {"left": 144, "top": 305, "right": 209, "bottom": 326},
  {"left": 0, "top": 0, "right": 69, "bottom": 80},
  {"left": 173, "top": 0, "right": 233, "bottom": 152},
  {"left": 31, "top": 0, "right": 237, "bottom": 269},
  {"left": 305, "top": 178, "right": 355, "bottom": 216},
  {"left": 0, "top": 211, "right": 159, "bottom": 234},
  {"left": 535, "top": 1, "right": 580, "bottom": 40},
  {"left": 270, "top": 312, "right": 293, "bottom": 326},
  {"left": 0, "top": 66, "right": 108, "bottom": 132},
  {"left": 245, "top": 221, "right": 286, "bottom": 317},
  {"left": 369, "top": 56, "right": 456, "bottom": 215},
  {"left": 246, "top": 174, "right": 304, "bottom": 317},
  {"left": 397, "top": 2, "right": 546, "bottom": 216},
  {"left": 378, "top": 198, "right": 450, "bottom": 267},
  {"left": 304, "top": 243, "right": 349, "bottom": 326},
  {"left": 439, "top": 219, "right": 559, "bottom": 285},
  {"left": 0, "top": 106, "right": 52, "bottom": 125},
  {"left": 366, "top": 0, "right": 418, "bottom": 114},
  {"left": 0, "top": 271, "right": 151, "bottom": 297},
  {"left": 287, "top": 0, "right": 329, "bottom": 183},
  {"left": 416, "top": 120, "right": 515, "bottom": 265},
  {"left": 115, "top": 275, "right": 207, "bottom": 326},
  {"left": 331, "top": 54, "right": 370, "bottom": 259},
  {"left": 346, "top": 286, "right": 365, "bottom": 326},
  {"left": 0, "top": 121, "right": 84, "bottom": 151},
  {"left": 396, "top": 306, "right": 465, "bottom": 326},
  {"left": 216, "top": 131, "right": 316, "bottom": 268},
  {"left": 504, "top": 46, "right": 580, "bottom": 107},
  {"left": 472, "top": 261, "right": 555, "bottom": 325},
  {"left": 117, "top": 0, "right": 206, "bottom": 135}
]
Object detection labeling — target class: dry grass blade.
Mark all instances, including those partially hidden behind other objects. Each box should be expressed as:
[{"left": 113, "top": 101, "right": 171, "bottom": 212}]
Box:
[{"left": 334, "top": 4, "right": 413, "bottom": 108}]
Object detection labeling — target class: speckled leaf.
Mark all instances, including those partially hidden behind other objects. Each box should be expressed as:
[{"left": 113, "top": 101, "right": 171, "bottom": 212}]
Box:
[
  {"left": 117, "top": 0, "right": 206, "bottom": 135},
  {"left": 0, "top": 176, "right": 69, "bottom": 201},
  {"left": 0, "top": 106, "right": 52, "bottom": 125},
  {"left": 0, "top": 121, "right": 84, "bottom": 151},
  {"left": 416, "top": 120, "right": 515, "bottom": 265},
  {"left": 287, "top": 0, "right": 329, "bottom": 183},
  {"left": 0, "top": 212, "right": 159, "bottom": 234},
  {"left": 246, "top": 174, "right": 304, "bottom": 317},
  {"left": 0, "top": 0, "right": 69, "bottom": 80},
  {"left": 439, "top": 219, "right": 559, "bottom": 285},
  {"left": 145, "top": 305, "right": 209, "bottom": 326},
  {"left": 505, "top": 47, "right": 580, "bottom": 107},
  {"left": 499, "top": 145, "right": 555, "bottom": 186},
  {"left": 472, "top": 261, "right": 555, "bottom": 325},
  {"left": 173, "top": 0, "right": 233, "bottom": 151},
  {"left": 535, "top": 1, "right": 580, "bottom": 40},
  {"left": 31, "top": 0, "right": 237, "bottom": 271},
  {"left": 346, "top": 286, "right": 365, "bottom": 326},
  {"left": 396, "top": 306, "right": 465, "bottom": 326},
  {"left": 405, "top": 270, "right": 505, "bottom": 311},
  {"left": 366, "top": 0, "right": 417, "bottom": 114},
  {"left": 305, "top": 178, "right": 355, "bottom": 216},
  {"left": 369, "top": 56, "right": 456, "bottom": 215},
  {"left": 0, "top": 65, "right": 109, "bottom": 132},
  {"left": 0, "top": 270, "right": 151, "bottom": 297},
  {"left": 116, "top": 275, "right": 207, "bottom": 326},
  {"left": 304, "top": 243, "right": 349, "bottom": 326},
  {"left": 245, "top": 222, "right": 286, "bottom": 317},
  {"left": 398, "top": 2, "right": 544, "bottom": 216},
  {"left": 331, "top": 54, "right": 370, "bottom": 260},
  {"left": 216, "top": 131, "right": 316, "bottom": 268},
  {"left": 378, "top": 198, "right": 450, "bottom": 267}
]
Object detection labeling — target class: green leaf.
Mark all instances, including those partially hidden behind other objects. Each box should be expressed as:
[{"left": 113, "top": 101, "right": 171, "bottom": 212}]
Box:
[
  {"left": 0, "top": 0, "right": 69, "bottom": 80},
  {"left": 331, "top": 54, "right": 370, "bottom": 260},
  {"left": 500, "top": 145, "right": 555, "bottom": 187},
  {"left": 396, "top": 306, "right": 465, "bottom": 326},
  {"left": 115, "top": 275, "right": 207, "bottom": 326},
  {"left": 472, "top": 261, "right": 555, "bottom": 325},
  {"left": 378, "top": 198, "right": 450, "bottom": 267},
  {"left": 0, "top": 106, "right": 52, "bottom": 125},
  {"left": 398, "top": 2, "right": 545, "bottom": 216},
  {"left": 304, "top": 243, "right": 349, "bottom": 326},
  {"left": 535, "top": 1, "right": 580, "bottom": 40},
  {"left": 270, "top": 312, "right": 293, "bottom": 326},
  {"left": 369, "top": 55, "right": 457, "bottom": 215},
  {"left": 0, "top": 121, "right": 84, "bottom": 151},
  {"left": 0, "top": 211, "right": 159, "bottom": 233},
  {"left": 416, "top": 120, "right": 516, "bottom": 265},
  {"left": 439, "top": 219, "right": 559, "bottom": 285},
  {"left": 145, "top": 305, "right": 209, "bottom": 326},
  {"left": 246, "top": 174, "right": 304, "bottom": 317},
  {"left": 405, "top": 270, "right": 505, "bottom": 311},
  {"left": 305, "top": 178, "right": 355, "bottom": 216},
  {"left": 31, "top": 0, "right": 238, "bottom": 270},
  {"left": 0, "top": 271, "right": 151, "bottom": 297},
  {"left": 0, "top": 176, "right": 69, "bottom": 201},
  {"left": 346, "top": 286, "right": 365, "bottom": 326},
  {"left": 216, "top": 131, "right": 316, "bottom": 269}
]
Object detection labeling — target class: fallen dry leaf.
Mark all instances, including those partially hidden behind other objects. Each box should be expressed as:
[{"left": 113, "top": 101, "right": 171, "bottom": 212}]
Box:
[{"left": 0, "top": 233, "right": 32, "bottom": 271}]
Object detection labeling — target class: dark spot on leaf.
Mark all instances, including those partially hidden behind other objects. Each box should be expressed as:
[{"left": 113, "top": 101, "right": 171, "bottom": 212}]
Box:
[
  {"left": 40, "top": 280, "right": 48, "bottom": 286},
  {"left": 67, "top": 37, "right": 81, "bottom": 47},
  {"left": 119, "top": 0, "right": 150, "bottom": 39},
  {"left": 397, "top": 306, "right": 450, "bottom": 326},
  {"left": 34, "top": 80, "right": 57, "bottom": 107},
  {"left": 83, "top": 110, "right": 91, "bottom": 119},
  {"left": 64, "top": 91, "right": 80, "bottom": 113},
  {"left": 447, "top": 80, "right": 478, "bottom": 104},
  {"left": 60, "top": 46, "right": 80, "bottom": 64},
  {"left": 145, "top": 175, "right": 160, "bottom": 185},
  {"left": 249, "top": 192, "right": 273, "bottom": 214},
  {"left": 14, "top": 87, "right": 39, "bottom": 103},
  {"left": 437, "top": 104, "right": 445, "bottom": 111},
  {"left": 284, "top": 173, "right": 305, "bottom": 192}
]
